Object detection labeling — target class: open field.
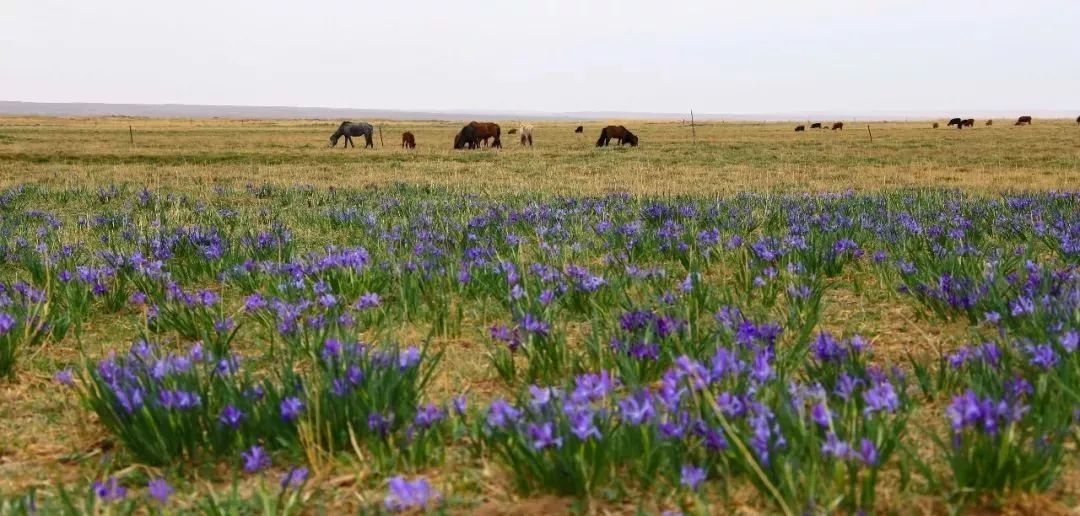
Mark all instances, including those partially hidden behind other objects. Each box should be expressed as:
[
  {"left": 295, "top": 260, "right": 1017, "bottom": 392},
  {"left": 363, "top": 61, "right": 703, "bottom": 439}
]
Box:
[
  {"left": 1, "top": 117, "right": 1078, "bottom": 194},
  {"left": 0, "top": 117, "right": 1079, "bottom": 514}
]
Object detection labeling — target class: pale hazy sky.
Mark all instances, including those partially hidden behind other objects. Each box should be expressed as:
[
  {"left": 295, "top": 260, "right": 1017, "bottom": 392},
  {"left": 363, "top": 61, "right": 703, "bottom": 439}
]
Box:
[{"left": 2, "top": 0, "right": 1077, "bottom": 114}]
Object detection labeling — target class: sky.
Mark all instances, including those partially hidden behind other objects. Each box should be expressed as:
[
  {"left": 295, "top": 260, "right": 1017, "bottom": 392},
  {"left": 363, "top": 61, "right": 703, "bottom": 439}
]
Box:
[{"left": 2, "top": 0, "right": 1078, "bottom": 115}]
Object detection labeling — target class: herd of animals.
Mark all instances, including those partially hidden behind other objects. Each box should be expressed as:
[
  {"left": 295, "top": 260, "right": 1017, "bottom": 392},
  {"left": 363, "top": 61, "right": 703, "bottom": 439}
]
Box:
[
  {"left": 796, "top": 115, "right": 1055, "bottom": 132},
  {"left": 329, "top": 115, "right": 1080, "bottom": 150},
  {"left": 329, "top": 120, "right": 637, "bottom": 150}
]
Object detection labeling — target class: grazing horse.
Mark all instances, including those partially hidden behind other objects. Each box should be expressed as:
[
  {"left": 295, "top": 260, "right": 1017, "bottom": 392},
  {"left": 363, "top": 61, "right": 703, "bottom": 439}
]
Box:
[
  {"left": 810, "top": 122, "right": 822, "bottom": 129},
  {"left": 985, "top": 119, "right": 993, "bottom": 127},
  {"left": 329, "top": 121, "right": 375, "bottom": 148},
  {"left": 1015, "top": 115, "right": 1032, "bottom": 126},
  {"left": 947, "top": 118, "right": 963, "bottom": 128},
  {"left": 831, "top": 122, "right": 844, "bottom": 130},
  {"left": 401, "top": 132, "right": 416, "bottom": 149},
  {"left": 453, "top": 121, "right": 501, "bottom": 149},
  {"left": 574, "top": 126, "right": 584, "bottom": 133},
  {"left": 519, "top": 124, "right": 534, "bottom": 146},
  {"left": 961, "top": 119, "right": 975, "bottom": 128},
  {"left": 794, "top": 125, "right": 806, "bottom": 132},
  {"left": 595, "top": 125, "right": 638, "bottom": 147},
  {"left": 932, "top": 122, "right": 940, "bottom": 129}
]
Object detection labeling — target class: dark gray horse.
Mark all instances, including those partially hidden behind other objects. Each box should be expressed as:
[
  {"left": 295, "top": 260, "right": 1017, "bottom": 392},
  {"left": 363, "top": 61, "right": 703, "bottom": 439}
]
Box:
[{"left": 329, "top": 121, "right": 375, "bottom": 148}]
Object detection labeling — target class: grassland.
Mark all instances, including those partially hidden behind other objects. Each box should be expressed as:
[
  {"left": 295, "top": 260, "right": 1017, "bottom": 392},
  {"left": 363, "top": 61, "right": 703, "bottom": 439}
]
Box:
[
  {"left": 0, "top": 116, "right": 1079, "bottom": 515},
  {"left": 1, "top": 116, "right": 1078, "bottom": 195}
]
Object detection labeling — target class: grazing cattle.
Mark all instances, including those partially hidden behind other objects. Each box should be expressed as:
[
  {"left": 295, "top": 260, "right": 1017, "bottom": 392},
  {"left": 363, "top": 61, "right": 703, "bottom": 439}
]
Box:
[
  {"left": 810, "top": 122, "right": 822, "bottom": 129},
  {"left": 574, "top": 126, "right": 584, "bottom": 133},
  {"left": 508, "top": 128, "right": 518, "bottom": 134},
  {"left": 794, "top": 125, "right": 806, "bottom": 132},
  {"left": 453, "top": 121, "right": 502, "bottom": 149},
  {"left": 947, "top": 118, "right": 963, "bottom": 128},
  {"left": 401, "top": 132, "right": 416, "bottom": 149},
  {"left": 329, "top": 121, "right": 375, "bottom": 148},
  {"left": 1076, "top": 115, "right": 1080, "bottom": 125},
  {"left": 1015, "top": 115, "right": 1032, "bottom": 126},
  {"left": 932, "top": 122, "right": 940, "bottom": 129},
  {"left": 831, "top": 122, "right": 844, "bottom": 131},
  {"left": 519, "top": 124, "right": 534, "bottom": 146},
  {"left": 962, "top": 119, "right": 975, "bottom": 128},
  {"left": 595, "top": 125, "right": 639, "bottom": 147},
  {"left": 985, "top": 119, "right": 993, "bottom": 127}
]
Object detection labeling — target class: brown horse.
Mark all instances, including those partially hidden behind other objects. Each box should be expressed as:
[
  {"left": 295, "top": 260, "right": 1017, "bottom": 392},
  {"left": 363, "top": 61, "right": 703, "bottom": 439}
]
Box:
[
  {"left": 961, "top": 119, "right": 975, "bottom": 128},
  {"left": 1015, "top": 115, "right": 1032, "bottom": 126},
  {"left": 401, "top": 132, "right": 416, "bottom": 149},
  {"left": 454, "top": 122, "right": 501, "bottom": 149},
  {"left": 932, "top": 122, "right": 939, "bottom": 129},
  {"left": 574, "top": 126, "right": 584, "bottom": 133},
  {"left": 795, "top": 125, "right": 806, "bottom": 132},
  {"left": 595, "top": 125, "right": 638, "bottom": 147},
  {"left": 831, "top": 122, "right": 844, "bottom": 130},
  {"left": 810, "top": 123, "right": 822, "bottom": 129}
]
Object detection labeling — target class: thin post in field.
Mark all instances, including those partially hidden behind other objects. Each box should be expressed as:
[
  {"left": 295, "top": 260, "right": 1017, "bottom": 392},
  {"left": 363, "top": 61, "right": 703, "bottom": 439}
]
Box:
[{"left": 691, "top": 109, "right": 696, "bottom": 144}]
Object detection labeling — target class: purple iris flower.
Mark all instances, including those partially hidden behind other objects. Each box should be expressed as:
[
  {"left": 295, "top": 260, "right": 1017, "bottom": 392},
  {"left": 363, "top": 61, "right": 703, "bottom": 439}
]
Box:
[
  {"left": 242, "top": 445, "right": 271, "bottom": 473},
  {"left": 384, "top": 476, "right": 438, "bottom": 512},
  {"left": 858, "top": 439, "right": 879, "bottom": 466},
  {"left": 93, "top": 477, "right": 127, "bottom": 503},
  {"left": 452, "top": 395, "right": 468, "bottom": 416},
  {"left": 486, "top": 399, "right": 522, "bottom": 428},
  {"left": 619, "top": 391, "right": 655, "bottom": 425},
  {"left": 147, "top": 478, "right": 173, "bottom": 504},
  {"left": 811, "top": 402, "right": 831, "bottom": 427},
  {"left": 280, "top": 397, "right": 304, "bottom": 422},
  {"left": 680, "top": 464, "right": 706, "bottom": 491},
  {"left": 527, "top": 422, "right": 564, "bottom": 450},
  {"left": 569, "top": 410, "right": 601, "bottom": 441},
  {"left": 821, "top": 433, "right": 851, "bottom": 460},
  {"left": 354, "top": 292, "right": 381, "bottom": 310},
  {"left": 528, "top": 385, "right": 554, "bottom": 411},
  {"left": 219, "top": 405, "right": 245, "bottom": 429},
  {"left": 521, "top": 313, "right": 550, "bottom": 336},
  {"left": 862, "top": 381, "right": 899, "bottom": 414},
  {"left": 280, "top": 467, "right": 309, "bottom": 490},
  {"left": 54, "top": 367, "right": 75, "bottom": 386}
]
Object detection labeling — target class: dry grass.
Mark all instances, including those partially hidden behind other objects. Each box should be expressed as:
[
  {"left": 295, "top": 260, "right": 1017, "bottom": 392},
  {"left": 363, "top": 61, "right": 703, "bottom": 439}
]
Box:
[
  {"left": 1, "top": 116, "right": 1079, "bottom": 513},
  {"left": 1, "top": 116, "right": 1078, "bottom": 195}
]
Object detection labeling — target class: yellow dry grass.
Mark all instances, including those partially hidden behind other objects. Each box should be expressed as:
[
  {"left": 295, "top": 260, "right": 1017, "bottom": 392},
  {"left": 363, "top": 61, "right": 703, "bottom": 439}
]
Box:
[{"left": 1, "top": 116, "right": 1078, "bottom": 195}]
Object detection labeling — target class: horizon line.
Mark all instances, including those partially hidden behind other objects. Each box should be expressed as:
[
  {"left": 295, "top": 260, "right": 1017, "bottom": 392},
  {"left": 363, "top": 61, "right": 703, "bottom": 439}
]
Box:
[{"left": 2, "top": 100, "right": 1076, "bottom": 122}]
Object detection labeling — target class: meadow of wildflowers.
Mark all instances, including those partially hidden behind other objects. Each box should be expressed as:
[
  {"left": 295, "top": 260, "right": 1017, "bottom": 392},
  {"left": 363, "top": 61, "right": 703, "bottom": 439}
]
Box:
[{"left": 0, "top": 183, "right": 1078, "bottom": 514}]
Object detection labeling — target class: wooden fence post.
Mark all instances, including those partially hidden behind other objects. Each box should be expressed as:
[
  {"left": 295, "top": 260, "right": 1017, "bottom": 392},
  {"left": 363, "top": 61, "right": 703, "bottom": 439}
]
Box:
[{"left": 691, "top": 109, "right": 696, "bottom": 144}]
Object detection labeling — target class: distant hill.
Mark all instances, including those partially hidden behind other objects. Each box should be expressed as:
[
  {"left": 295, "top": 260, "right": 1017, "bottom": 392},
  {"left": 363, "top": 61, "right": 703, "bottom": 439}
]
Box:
[{"left": 0, "top": 101, "right": 1075, "bottom": 122}]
